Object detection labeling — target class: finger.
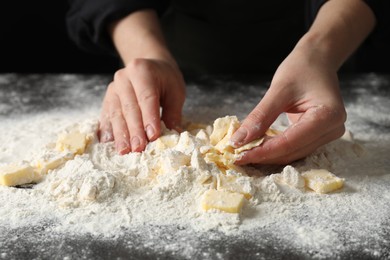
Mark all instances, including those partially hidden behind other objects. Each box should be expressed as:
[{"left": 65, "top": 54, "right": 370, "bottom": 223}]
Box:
[
  {"left": 237, "top": 125, "right": 345, "bottom": 165},
  {"left": 127, "top": 59, "right": 162, "bottom": 141},
  {"left": 236, "top": 106, "right": 345, "bottom": 164},
  {"left": 98, "top": 89, "right": 114, "bottom": 143},
  {"left": 230, "top": 83, "right": 291, "bottom": 148},
  {"left": 106, "top": 84, "right": 131, "bottom": 155},
  {"left": 114, "top": 69, "right": 148, "bottom": 153},
  {"left": 160, "top": 80, "right": 185, "bottom": 132}
]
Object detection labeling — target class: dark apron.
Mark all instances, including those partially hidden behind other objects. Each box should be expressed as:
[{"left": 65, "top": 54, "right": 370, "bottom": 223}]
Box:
[{"left": 162, "top": 0, "right": 305, "bottom": 75}]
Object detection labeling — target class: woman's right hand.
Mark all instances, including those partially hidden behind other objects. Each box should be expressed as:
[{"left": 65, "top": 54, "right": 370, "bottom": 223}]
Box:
[{"left": 98, "top": 58, "right": 186, "bottom": 155}]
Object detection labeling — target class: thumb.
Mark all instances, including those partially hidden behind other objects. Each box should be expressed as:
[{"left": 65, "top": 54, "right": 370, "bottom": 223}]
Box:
[{"left": 230, "top": 86, "right": 288, "bottom": 147}]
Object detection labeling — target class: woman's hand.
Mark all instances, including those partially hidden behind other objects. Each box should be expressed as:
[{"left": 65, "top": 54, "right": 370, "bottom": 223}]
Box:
[
  {"left": 98, "top": 58, "right": 186, "bottom": 154},
  {"left": 231, "top": 0, "right": 375, "bottom": 165},
  {"left": 232, "top": 46, "right": 346, "bottom": 165},
  {"left": 97, "top": 9, "right": 186, "bottom": 154}
]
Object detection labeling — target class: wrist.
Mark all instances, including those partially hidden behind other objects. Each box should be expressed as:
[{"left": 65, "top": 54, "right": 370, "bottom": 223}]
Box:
[
  {"left": 294, "top": 0, "right": 376, "bottom": 73},
  {"left": 294, "top": 32, "right": 341, "bottom": 72},
  {"left": 110, "top": 9, "right": 176, "bottom": 67}
]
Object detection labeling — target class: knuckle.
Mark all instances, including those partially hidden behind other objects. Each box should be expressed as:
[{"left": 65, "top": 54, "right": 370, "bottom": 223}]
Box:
[
  {"left": 113, "top": 69, "right": 126, "bottom": 82},
  {"left": 139, "top": 89, "right": 159, "bottom": 103},
  {"left": 122, "top": 102, "right": 139, "bottom": 114},
  {"left": 246, "top": 109, "right": 266, "bottom": 125},
  {"left": 313, "top": 105, "right": 347, "bottom": 125},
  {"left": 127, "top": 58, "right": 154, "bottom": 74},
  {"left": 109, "top": 109, "right": 123, "bottom": 120}
]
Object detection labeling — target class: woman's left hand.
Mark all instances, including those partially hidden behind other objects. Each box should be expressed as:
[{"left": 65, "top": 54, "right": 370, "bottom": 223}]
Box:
[{"left": 231, "top": 46, "right": 347, "bottom": 165}]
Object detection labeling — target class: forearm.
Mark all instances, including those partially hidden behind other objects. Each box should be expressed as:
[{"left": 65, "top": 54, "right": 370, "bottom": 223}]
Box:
[
  {"left": 296, "top": 0, "right": 376, "bottom": 70},
  {"left": 109, "top": 9, "right": 175, "bottom": 65}
]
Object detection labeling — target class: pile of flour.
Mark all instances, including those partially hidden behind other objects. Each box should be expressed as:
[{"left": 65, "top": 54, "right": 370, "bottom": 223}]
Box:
[{"left": 0, "top": 105, "right": 390, "bottom": 258}]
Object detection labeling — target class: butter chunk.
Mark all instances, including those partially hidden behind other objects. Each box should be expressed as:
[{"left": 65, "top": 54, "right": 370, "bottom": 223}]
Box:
[
  {"left": 147, "top": 134, "right": 179, "bottom": 152},
  {"left": 210, "top": 116, "right": 240, "bottom": 146},
  {"left": 217, "top": 174, "right": 254, "bottom": 199},
  {"left": 204, "top": 152, "right": 234, "bottom": 171},
  {"left": 56, "top": 131, "right": 88, "bottom": 155},
  {"left": 0, "top": 164, "right": 38, "bottom": 186},
  {"left": 157, "top": 135, "right": 179, "bottom": 149},
  {"left": 201, "top": 189, "right": 245, "bottom": 213},
  {"left": 302, "top": 169, "right": 344, "bottom": 194},
  {"left": 214, "top": 121, "right": 239, "bottom": 153},
  {"left": 36, "top": 153, "right": 74, "bottom": 175},
  {"left": 234, "top": 137, "right": 265, "bottom": 154},
  {"left": 233, "top": 128, "right": 281, "bottom": 154}
]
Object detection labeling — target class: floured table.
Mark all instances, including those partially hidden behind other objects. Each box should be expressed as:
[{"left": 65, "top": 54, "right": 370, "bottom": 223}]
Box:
[{"left": 0, "top": 73, "right": 389, "bottom": 260}]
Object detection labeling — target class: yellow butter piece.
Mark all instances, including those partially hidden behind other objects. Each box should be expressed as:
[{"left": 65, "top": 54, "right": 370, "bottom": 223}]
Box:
[
  {"left": 201, "top": 189, "right": 245, "bottom": 213},
  {"left": 0, "top": 164, "right": 38, "bottom": 186},
  {"left": 36, "top": 153, "right": 74, "bottom": 175},
  {"left": 217, "top": 174, "right": 253, "bottom": 199},
  {"left": 206, "top": 116, "right": 281, "bottom": 173},
  {"left": 156, "top": 135, "right": 179, "bottom": 150},
  {"left": 302, "top": 169, "right": 344, "bottom": 194},
  {"left": 210, "top": 116, "right": 240, "bottom": 146},
  {"left": 233, "top": 128, "right": 281, "bottom": 154},
  {"left": 214, "top": 123, "right": 239, "bottom": 153},
  {"left": 265, "top": 128, "right": 281, "bottom": 137},
  {"left": 195, "top": 129, "right": 209, "bottom": 143},
  {"left": 56, "top": 131, "right": 88, "bottom": 155},
  {"left": 204, "top": 152, "right": 234, "bottom": 172},
  {"left": 234, "top": 137, "right": 265, "bottom": 154}
]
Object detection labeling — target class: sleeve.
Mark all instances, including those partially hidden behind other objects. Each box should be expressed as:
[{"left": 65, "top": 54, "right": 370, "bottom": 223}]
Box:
[{"left": 66, "top": 0, "right": 169, "bottom": 57}]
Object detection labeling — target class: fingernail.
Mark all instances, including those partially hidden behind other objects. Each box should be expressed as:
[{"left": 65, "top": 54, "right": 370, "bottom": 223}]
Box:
[
  {"left": 131, "top": 136, "right": 141, "bottom": 152},
  {"left": 231, "top": 128, "right": 248, "bottom": 147},
  {"left": 117, "top": 141, "right": 130, "bottom": 155},
  {"left": 145, "top": 125, "right": 155, "bottom": 140}
]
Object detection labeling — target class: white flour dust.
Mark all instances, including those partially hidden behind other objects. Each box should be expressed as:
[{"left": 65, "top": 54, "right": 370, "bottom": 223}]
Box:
[{"left": 0, "top": 102, "right": 390, "bottom": 259}]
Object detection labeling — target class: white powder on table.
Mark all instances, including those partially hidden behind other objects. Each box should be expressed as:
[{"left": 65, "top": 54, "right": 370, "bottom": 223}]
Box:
[{"left": 0, "top": 100, "right": 390, "bottom": 259}]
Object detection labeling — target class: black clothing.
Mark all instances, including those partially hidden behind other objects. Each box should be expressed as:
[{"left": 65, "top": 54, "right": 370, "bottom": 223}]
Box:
[
  {"left": 66, "top": 0, "right": 389, "bottom": 74},
  {"left": 160, "top": 1, "right": 305, "bottom": 74}
]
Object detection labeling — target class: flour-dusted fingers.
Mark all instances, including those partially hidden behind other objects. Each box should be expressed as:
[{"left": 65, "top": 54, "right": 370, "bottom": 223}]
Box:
[
  {"left": 113, "top": 69, "right": 147, "bottom": 153},
  {"left": 126, "top": 59, "right": 162, "bottom": 142},
  {"left": 106, "top": 83, "right": 131, "bottom": 155},
  {"left": 98, "top": 85, "right": 114, "bottom": 143},
  {"left": 230, "top": 81, "right": 292, "bottom": 148},
  {"left": 238, "top": 124, "right": 345, "bottom": 165},
  {"left": 236, "top": 106, "right": 346, "bottom": 165}
]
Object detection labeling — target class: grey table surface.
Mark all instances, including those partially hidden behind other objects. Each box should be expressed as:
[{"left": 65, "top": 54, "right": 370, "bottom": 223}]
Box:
[{"left": 0, "top": 73, "right": 389, "bottom": 260}]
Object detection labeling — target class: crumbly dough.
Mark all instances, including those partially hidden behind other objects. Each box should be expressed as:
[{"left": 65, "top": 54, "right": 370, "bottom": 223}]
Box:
[{"left": 0, "top": 115, "right": 345, "bottom": 215}]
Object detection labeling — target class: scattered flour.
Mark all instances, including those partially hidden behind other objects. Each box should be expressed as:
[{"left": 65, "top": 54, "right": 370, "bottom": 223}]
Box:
[{"left": 1, "top": 83, "right": 390, "bottom": 258}]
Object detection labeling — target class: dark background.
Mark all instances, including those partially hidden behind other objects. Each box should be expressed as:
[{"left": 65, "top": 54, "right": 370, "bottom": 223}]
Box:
[
  {"left": 0, "top": 1, "right": 388, "bottom": 74},
  {"left": 0, "top": 1, "right": 120, "bottom": 74}
]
